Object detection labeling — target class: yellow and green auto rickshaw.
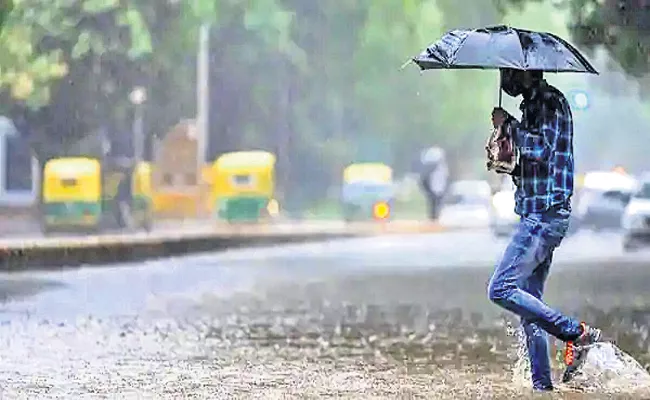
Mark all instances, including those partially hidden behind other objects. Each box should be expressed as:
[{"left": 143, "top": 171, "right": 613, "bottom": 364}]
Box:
[
  {"left": 41, "top": 157, "right": 103, "bottom": 232},
  {"left": 210, "top": 151, "right": 276, "bottom": 223},
  {"left": 341, "top": 162, "right": 395, "bottom": 222},
  {"left": 41, "top": 157, "right": 154, "bottom": 233}
]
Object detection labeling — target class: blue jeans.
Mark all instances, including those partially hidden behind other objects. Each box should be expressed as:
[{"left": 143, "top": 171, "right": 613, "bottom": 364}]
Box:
[{"left": 487, "top": 206, "right": 583, "bottom": 389}]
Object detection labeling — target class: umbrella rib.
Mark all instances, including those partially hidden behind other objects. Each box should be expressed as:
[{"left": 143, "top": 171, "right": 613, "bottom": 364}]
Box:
[
  {"left": 517, "top": 32, "right": 527, "bottom": 70},
  {"left": 546, "top": 32, "right": 599, "bottom": 74},
  {"left": 510, "top": 29, "right": 529, "bottom": 70},
  {"left": 448, "top": 31, "right": 471, "bottom": 67}
]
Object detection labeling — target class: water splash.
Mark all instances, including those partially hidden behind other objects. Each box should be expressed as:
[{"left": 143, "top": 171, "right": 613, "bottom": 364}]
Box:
[
  {"left": 510, "top": 325, "right": 531, "bottom": 389},
  {"left": 565, "top": 342, "right": 650, "bottom": 394},
  {"left": 509, "top": 323, "right": 650, "bottom": 395}
]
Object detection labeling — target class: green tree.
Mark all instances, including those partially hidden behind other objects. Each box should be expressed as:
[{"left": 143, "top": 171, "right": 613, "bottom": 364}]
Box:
[
  {"left": 498, "top": 0, "right": 650, "bottom": 82},
  {"left": 0, "top": 0, "right": 156, "bottom": 158},
  {"left": 1, "top": 1, "right": 569, "bottom": 202}
]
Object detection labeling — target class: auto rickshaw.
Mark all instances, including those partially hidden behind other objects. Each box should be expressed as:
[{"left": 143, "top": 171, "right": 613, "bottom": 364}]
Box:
[
  {"left": 41, "top": 157, "right": 154, "bottom": 233},
  {"left": 210, "top": 150, "right": 276, "bottom": 223},
  {"left": 41, "top": 157, "right": 103, "bottom": 232},
  {"left": 341, "top": 163, "right": 394, "bottom": 222}
]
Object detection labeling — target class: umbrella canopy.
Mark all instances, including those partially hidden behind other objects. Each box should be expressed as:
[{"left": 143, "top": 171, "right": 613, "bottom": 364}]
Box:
[{"left": 412, "top": 25, "right": 598, "bottom": 74}]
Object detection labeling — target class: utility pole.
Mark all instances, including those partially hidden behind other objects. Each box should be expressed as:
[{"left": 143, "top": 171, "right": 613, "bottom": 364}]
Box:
[
  {"left": 196, "top": 23, "right": 210, "bottom": 174},
  {"left": 129, "top": 86, "right": 147, "bottom": 164}
]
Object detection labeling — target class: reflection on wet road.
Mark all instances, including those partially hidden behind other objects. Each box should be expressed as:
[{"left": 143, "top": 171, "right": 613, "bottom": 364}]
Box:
[{"left": 1, "top": 230, "right": 650, "bottom": 398}]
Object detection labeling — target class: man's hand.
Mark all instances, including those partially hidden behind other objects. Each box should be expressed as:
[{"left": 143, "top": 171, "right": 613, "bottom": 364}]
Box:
[{"left": 492, "top": 107, "right": 509, "bottom": 128}]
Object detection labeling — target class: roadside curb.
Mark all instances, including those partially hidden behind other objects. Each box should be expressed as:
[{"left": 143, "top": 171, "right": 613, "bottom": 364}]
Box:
[
  {"left": 0, "top": 221, "right": 453, "bottom": 272},
  {"left": 347, "top": 221, "right": 449, "bottom": 234},
  {"left": 0, "top": 231, "right": 362, "bottom": 272}
]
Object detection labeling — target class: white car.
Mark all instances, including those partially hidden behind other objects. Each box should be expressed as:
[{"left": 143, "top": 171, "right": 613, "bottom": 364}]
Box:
[
  {"left": 439, "top": 180, "right": 492, "bottom": 228},
  {"left": 489, "top": 180, "right": 518, "bottom": 237},
  {"left": 621, "top": 179, "right": 650, "bottom": 251},
  {"left": 574, "top": 171, "right": 638, "bottom": 231}
]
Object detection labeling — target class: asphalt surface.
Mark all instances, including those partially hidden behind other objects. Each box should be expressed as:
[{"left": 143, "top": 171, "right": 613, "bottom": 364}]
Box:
[{"left": 1, "top": 229, "right": 650, "bottom": 398}]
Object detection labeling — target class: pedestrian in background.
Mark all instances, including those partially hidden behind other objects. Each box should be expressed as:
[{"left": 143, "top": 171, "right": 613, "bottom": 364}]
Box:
[{"left": 419, "top": 147, "right": 449, "bottom": 220}]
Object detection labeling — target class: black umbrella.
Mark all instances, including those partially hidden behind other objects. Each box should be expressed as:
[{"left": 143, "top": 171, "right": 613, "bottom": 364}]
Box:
[{"left": 407, "top": 25, "right": 598, "bottom": 104}]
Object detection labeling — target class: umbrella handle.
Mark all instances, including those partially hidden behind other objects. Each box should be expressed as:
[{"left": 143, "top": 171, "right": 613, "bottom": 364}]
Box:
[{"left": 498, "top": 71, "right": 503, "bottom": 108}]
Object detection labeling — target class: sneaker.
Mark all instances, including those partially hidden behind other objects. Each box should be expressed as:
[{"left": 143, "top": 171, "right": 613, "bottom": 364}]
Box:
[{"left": 562, "top": 322, "right": 602, "bottom": 383}]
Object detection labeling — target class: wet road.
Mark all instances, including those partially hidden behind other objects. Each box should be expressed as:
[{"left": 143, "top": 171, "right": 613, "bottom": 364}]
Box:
[{"left": 1, "top": 230, "right": 650, "bottom": 398}]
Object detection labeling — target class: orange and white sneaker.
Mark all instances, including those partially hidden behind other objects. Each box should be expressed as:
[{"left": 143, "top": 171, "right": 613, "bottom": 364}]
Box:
[{"left": 562, "top": 322, "right": 602, "bottom": 383}]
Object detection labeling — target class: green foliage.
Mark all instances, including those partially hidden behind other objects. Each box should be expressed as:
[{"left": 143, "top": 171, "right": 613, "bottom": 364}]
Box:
[
  {"left": 0, "top": 0, "right": 544, "bottom": 187},
  {"left": 4, "top": 0, "right": 646, "bottom": 199},
  {"left": 0, "top": 0, "right": 152, "bottom": 107},
  {"left": 0, "top": 0, "right": 12, "bottom": 29},
  {"left": 500, "top": 0, "right": 650, "bottom": 80}
]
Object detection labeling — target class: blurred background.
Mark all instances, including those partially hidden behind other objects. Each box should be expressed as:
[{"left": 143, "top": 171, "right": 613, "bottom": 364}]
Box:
[
  {"left": 0, "top": 0, "right": 648, "bottom": 236},
  {"left": 3, "top": 1, "right": 650, "bottom": 397}
]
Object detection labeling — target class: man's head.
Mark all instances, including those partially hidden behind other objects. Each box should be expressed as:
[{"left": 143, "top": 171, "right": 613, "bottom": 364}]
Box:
[
  {"left": 500, "top": 69, "right": 543, "bottom": 97},
  {"left": 421, "top": 147, "right": 445, "bottom": 165}
]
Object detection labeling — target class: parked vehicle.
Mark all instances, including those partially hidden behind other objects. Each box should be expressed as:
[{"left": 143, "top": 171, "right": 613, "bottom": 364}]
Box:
[
  {"left": 209, "top": 151, "right": 277, "bottom": 223},
  {"left": 572, "top": 171, "right": 637, "bottom": 231},
  {"left": 341, "top": 163, "right": 394, "bottom": 222},
  {"left": 41, "top": 157, "right": 153, "bottom": 234},
  {"left": 489, "top": 178, "right": 518, "bottom": 237},
  {"left": 622, "top": 177, "right": 650, "bottom": 251},
  {"left": 439, "top": 180, "right": 492, "bottom": 228}
]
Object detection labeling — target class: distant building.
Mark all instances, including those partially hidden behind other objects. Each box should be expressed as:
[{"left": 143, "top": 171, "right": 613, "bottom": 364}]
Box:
[{"left": 0, "top": 116, "right": 39, "bottom": 207}]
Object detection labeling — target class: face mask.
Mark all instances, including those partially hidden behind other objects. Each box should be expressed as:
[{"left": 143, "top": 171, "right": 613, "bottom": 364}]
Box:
[{"left": 500, "top": 70, "right": 524, "bottom": 97}]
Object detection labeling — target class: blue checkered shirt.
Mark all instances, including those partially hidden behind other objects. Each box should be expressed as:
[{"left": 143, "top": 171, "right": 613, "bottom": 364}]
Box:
[{"left": 508, "top": 81, "right": 574, "bottom": 216}]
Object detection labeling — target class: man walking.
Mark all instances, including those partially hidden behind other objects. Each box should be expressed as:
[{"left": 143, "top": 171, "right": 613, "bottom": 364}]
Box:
[
  {"left": 487, "top": 68, "right": 602, "bottom": 391},
  {"left": 419, "top": 147, "right": 449, "bottom": 220}
]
